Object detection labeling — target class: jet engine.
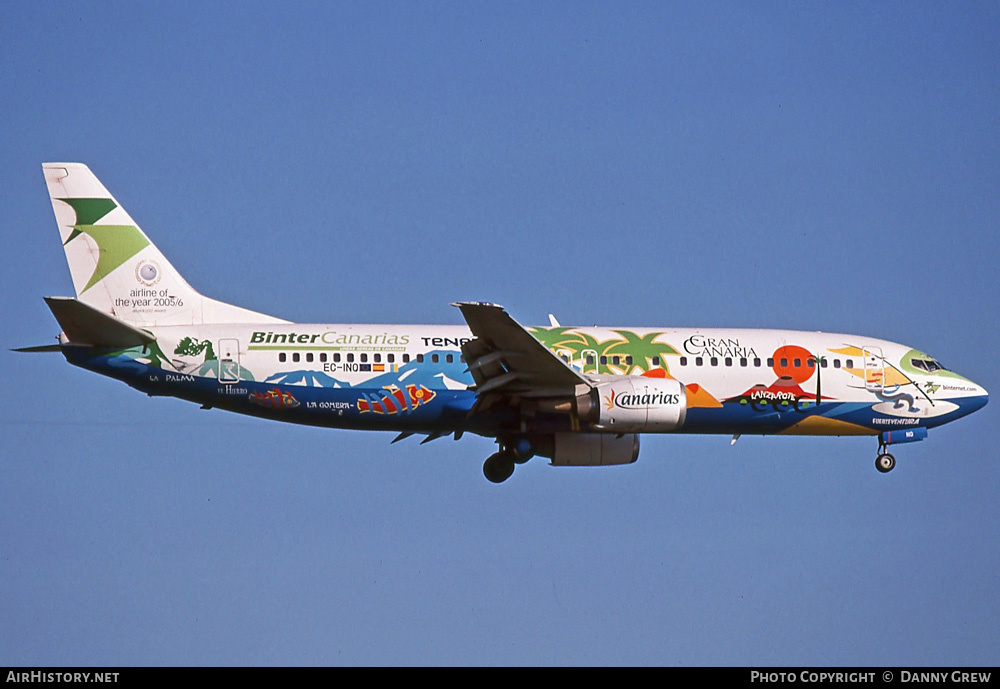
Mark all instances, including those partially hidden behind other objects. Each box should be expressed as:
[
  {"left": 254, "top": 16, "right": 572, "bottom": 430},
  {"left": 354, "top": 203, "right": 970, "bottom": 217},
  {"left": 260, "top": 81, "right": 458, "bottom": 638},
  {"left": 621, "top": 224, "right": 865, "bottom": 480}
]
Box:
[
  {"left": 551, "top": 432, "right": 641, "bottom": 466},
  {"left": 582, "top": 377, "right": 687, "bottom": 433}
]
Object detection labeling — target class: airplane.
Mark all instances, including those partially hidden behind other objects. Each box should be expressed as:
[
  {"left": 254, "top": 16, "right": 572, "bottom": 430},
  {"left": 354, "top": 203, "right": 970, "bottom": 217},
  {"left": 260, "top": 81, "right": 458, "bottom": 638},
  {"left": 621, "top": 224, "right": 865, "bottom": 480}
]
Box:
[{"left": 17, "top": 163, "right": 988, "bottom": 483}]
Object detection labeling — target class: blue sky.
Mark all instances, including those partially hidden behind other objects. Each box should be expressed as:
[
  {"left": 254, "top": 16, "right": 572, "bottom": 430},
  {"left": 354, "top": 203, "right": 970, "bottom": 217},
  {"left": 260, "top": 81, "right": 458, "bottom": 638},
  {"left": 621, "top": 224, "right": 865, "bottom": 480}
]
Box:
[{"left": 2, "top": 2, "right": 998, "bottom": 666}]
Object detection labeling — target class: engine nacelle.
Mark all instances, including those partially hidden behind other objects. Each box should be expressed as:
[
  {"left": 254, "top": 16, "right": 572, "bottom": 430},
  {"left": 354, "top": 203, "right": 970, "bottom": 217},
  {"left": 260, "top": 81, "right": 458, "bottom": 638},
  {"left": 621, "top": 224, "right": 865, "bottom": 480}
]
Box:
[
  {"left": 552, "top": 432, "right": 640, "bottom": 466},
  {"left": 587, "top": 377, "right": 687, "bottom": 432}
]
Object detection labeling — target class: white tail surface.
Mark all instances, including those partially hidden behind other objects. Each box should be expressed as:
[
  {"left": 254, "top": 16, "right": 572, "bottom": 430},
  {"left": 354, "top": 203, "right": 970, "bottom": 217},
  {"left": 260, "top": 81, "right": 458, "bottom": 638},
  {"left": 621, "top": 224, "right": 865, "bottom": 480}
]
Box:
[{"left": 43, "top": 163, "right": 287, "bottom": 327}]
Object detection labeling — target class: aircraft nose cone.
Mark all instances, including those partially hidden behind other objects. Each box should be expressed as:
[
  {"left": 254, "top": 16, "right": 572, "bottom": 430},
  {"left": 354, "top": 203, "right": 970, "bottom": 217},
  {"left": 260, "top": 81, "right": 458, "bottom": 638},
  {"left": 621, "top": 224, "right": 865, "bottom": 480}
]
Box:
[{"left": 968, "top": 381, "right": 988, "bottom": 413}]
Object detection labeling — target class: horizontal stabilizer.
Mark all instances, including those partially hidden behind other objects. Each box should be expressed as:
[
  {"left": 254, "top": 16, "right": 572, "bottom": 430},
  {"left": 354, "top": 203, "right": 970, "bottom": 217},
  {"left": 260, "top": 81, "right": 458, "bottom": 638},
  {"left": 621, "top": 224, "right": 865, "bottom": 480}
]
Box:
[
  {"left": 44, "top": 296, "right": 155, "bottom": 348},
  {"left": 11, "top": 343, "right": 63, "bottom": 353}
]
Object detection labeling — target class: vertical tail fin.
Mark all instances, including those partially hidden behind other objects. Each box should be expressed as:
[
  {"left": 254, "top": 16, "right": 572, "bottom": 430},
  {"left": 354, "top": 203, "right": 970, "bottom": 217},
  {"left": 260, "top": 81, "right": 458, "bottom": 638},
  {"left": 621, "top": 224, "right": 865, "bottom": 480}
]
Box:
[{"left": 42, "top": 163, "right": 287, "bottom": 327}]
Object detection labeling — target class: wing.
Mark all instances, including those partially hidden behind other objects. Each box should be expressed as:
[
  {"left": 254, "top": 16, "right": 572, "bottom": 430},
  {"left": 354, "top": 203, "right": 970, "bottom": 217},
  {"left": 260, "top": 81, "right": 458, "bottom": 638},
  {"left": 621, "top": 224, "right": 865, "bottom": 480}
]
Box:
[{"left": 452, "top": 302, "right": 590, "bottom": 398}]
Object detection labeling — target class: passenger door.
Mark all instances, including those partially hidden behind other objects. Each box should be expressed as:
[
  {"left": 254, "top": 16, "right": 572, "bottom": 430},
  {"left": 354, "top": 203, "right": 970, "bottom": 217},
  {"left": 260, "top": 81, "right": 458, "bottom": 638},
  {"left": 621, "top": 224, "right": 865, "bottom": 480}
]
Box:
[{"left": 863, "top": 346, "right": 884, "bottom": 392}]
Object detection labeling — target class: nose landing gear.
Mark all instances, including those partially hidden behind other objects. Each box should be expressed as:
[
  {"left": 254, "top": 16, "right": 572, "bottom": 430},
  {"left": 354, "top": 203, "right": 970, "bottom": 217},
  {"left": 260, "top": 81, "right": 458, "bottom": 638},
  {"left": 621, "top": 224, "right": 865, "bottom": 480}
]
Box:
[
  {"left": 875, "top": 450, "right": 896, "bottom": 473},
  {"left": 874, "top": 427, "right": 927, "bottom": 473}
]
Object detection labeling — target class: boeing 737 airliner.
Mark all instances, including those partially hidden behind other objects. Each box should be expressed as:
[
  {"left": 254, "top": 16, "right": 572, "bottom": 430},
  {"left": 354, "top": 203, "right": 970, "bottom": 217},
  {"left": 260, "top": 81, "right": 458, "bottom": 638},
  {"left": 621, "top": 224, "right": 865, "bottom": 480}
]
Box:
[{"left": 19, "top": 163, "right": 988, "bottom": 482}]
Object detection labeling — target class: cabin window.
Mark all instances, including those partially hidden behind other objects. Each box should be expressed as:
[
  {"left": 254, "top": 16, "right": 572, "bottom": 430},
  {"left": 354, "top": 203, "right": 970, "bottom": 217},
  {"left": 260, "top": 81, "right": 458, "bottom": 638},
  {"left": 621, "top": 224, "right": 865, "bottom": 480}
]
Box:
[
  {"left": 586, "top": 355, "right": 595, "bottom": 366},
  {"left": 652, "top": 356, "right": 660, "bottom": 366},
  {"left": 753, "top": 358, "right": 761, "bottom": 367},
  {"left": 417, "top": 354, "right": 424, "bottom": 363},
  {"left": 446, "top": 354, "right": 454, "bottom": 364},
  {"left": 845, "top": 359, "right": 854, "bottom": 369},
  {"left": 767, "top": 358, "right": 774, "bottom": 367},
  {"left": 374, "top": 353, "right": 381, "bottom": 363},
  {"left": 807, "top": 359, "right": 814, "bottom": 368},
  {"left": 679, "top": 357, "right": 687, "bottom": 366},
  {"left": 292, "top": 353, "right": 300, "bottom": 363},
  {"left": 403, "top": 354, "right": 410, "bottom": 363},
  {"left": 739, "top": 357, "right": 747, "bottom": 367},
  {"left": 793, "top": 358, "right": 801, "bottom": 367},
  {"left": 387, "top": 354, "right": 394, "bottom": 363},
  {"left": 710, "top": 357, "right": 718, "bottom": 367},
  {"left": 279, "top": 353, "right": 286, "bottom": 363},
  {"left": 695, "top": 357, "right": 703, "bottom": 366},
  {"left": 625, "top": 356, "right": 632, "bottom": 366},
  {"left": 334, "top": 353, "right": 341, "bottom": 363},
  {"left": 600, "top": 356, "right": 608, "bottom": 365},
  {"left": 725, "top": 357, "right": 733, "bottom": 367},
  {"left": 347, "top": 353, "right": 354, "bottom": 363},
  {"left": 612, "top": 356, "right": 620, "bottom": 366},
  {"left": 821, "top": 359, "right": 828, "bottom": 368},
  {"left": 360, "top": 353, "right": 368, "bottom": 363},
  {"left": 306, "top": 353, "right": 314, "bottom": 363},
  {"left": 432, "top": 354, "right": 439, "bottom": 364},
  {"left": 780, "top": 358, "right": 788, "bottom": 367},
  {"left": 320, "top": 353, "right": 327, "bottom": 363},
  {"left": 833, "top": 359, "right": 841, "bottom": 369}
]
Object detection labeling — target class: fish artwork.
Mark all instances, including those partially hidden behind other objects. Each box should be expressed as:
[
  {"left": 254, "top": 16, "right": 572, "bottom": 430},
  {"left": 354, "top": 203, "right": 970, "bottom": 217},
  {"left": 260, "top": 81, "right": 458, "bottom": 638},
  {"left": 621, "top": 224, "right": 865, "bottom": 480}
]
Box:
[
  {"left": 249, "top": 387, "right": 300, "bottom": 409},
  {"left": 358, "top": 384, "right": 436, "bottom": 414}
]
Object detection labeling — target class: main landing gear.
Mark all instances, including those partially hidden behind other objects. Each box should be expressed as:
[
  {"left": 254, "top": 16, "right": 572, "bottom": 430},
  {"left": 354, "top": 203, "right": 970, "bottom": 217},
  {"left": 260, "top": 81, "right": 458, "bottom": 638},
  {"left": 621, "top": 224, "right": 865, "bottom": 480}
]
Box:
[
  {"left": 483, "top": 438, "right": 534, "bottom": 484},
  {"left": 483, "top": 451, "right": 515, "bottom": 483}
]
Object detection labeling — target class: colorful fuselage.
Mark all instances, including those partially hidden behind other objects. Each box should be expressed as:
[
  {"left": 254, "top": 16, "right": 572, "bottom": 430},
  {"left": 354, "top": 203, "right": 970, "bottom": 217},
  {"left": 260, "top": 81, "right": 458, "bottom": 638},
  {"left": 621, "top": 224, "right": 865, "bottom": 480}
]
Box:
[{"left": 66, "top": 323, "right": 989, "bottom": 440}]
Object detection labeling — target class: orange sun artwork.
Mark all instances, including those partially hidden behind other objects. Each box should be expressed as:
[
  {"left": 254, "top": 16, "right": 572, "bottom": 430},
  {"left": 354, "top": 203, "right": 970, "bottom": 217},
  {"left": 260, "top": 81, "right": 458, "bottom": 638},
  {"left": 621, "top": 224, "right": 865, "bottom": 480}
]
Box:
[{"left": 771, "top": 345, "right": 815, "bottom": 384}]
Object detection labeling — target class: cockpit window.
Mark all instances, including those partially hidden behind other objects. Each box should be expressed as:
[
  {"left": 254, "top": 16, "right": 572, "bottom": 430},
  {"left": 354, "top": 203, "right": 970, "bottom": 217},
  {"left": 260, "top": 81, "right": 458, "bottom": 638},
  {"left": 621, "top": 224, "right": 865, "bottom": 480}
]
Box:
[{"left": 911, "top": 357, "right": 947, "bottom": 373}]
